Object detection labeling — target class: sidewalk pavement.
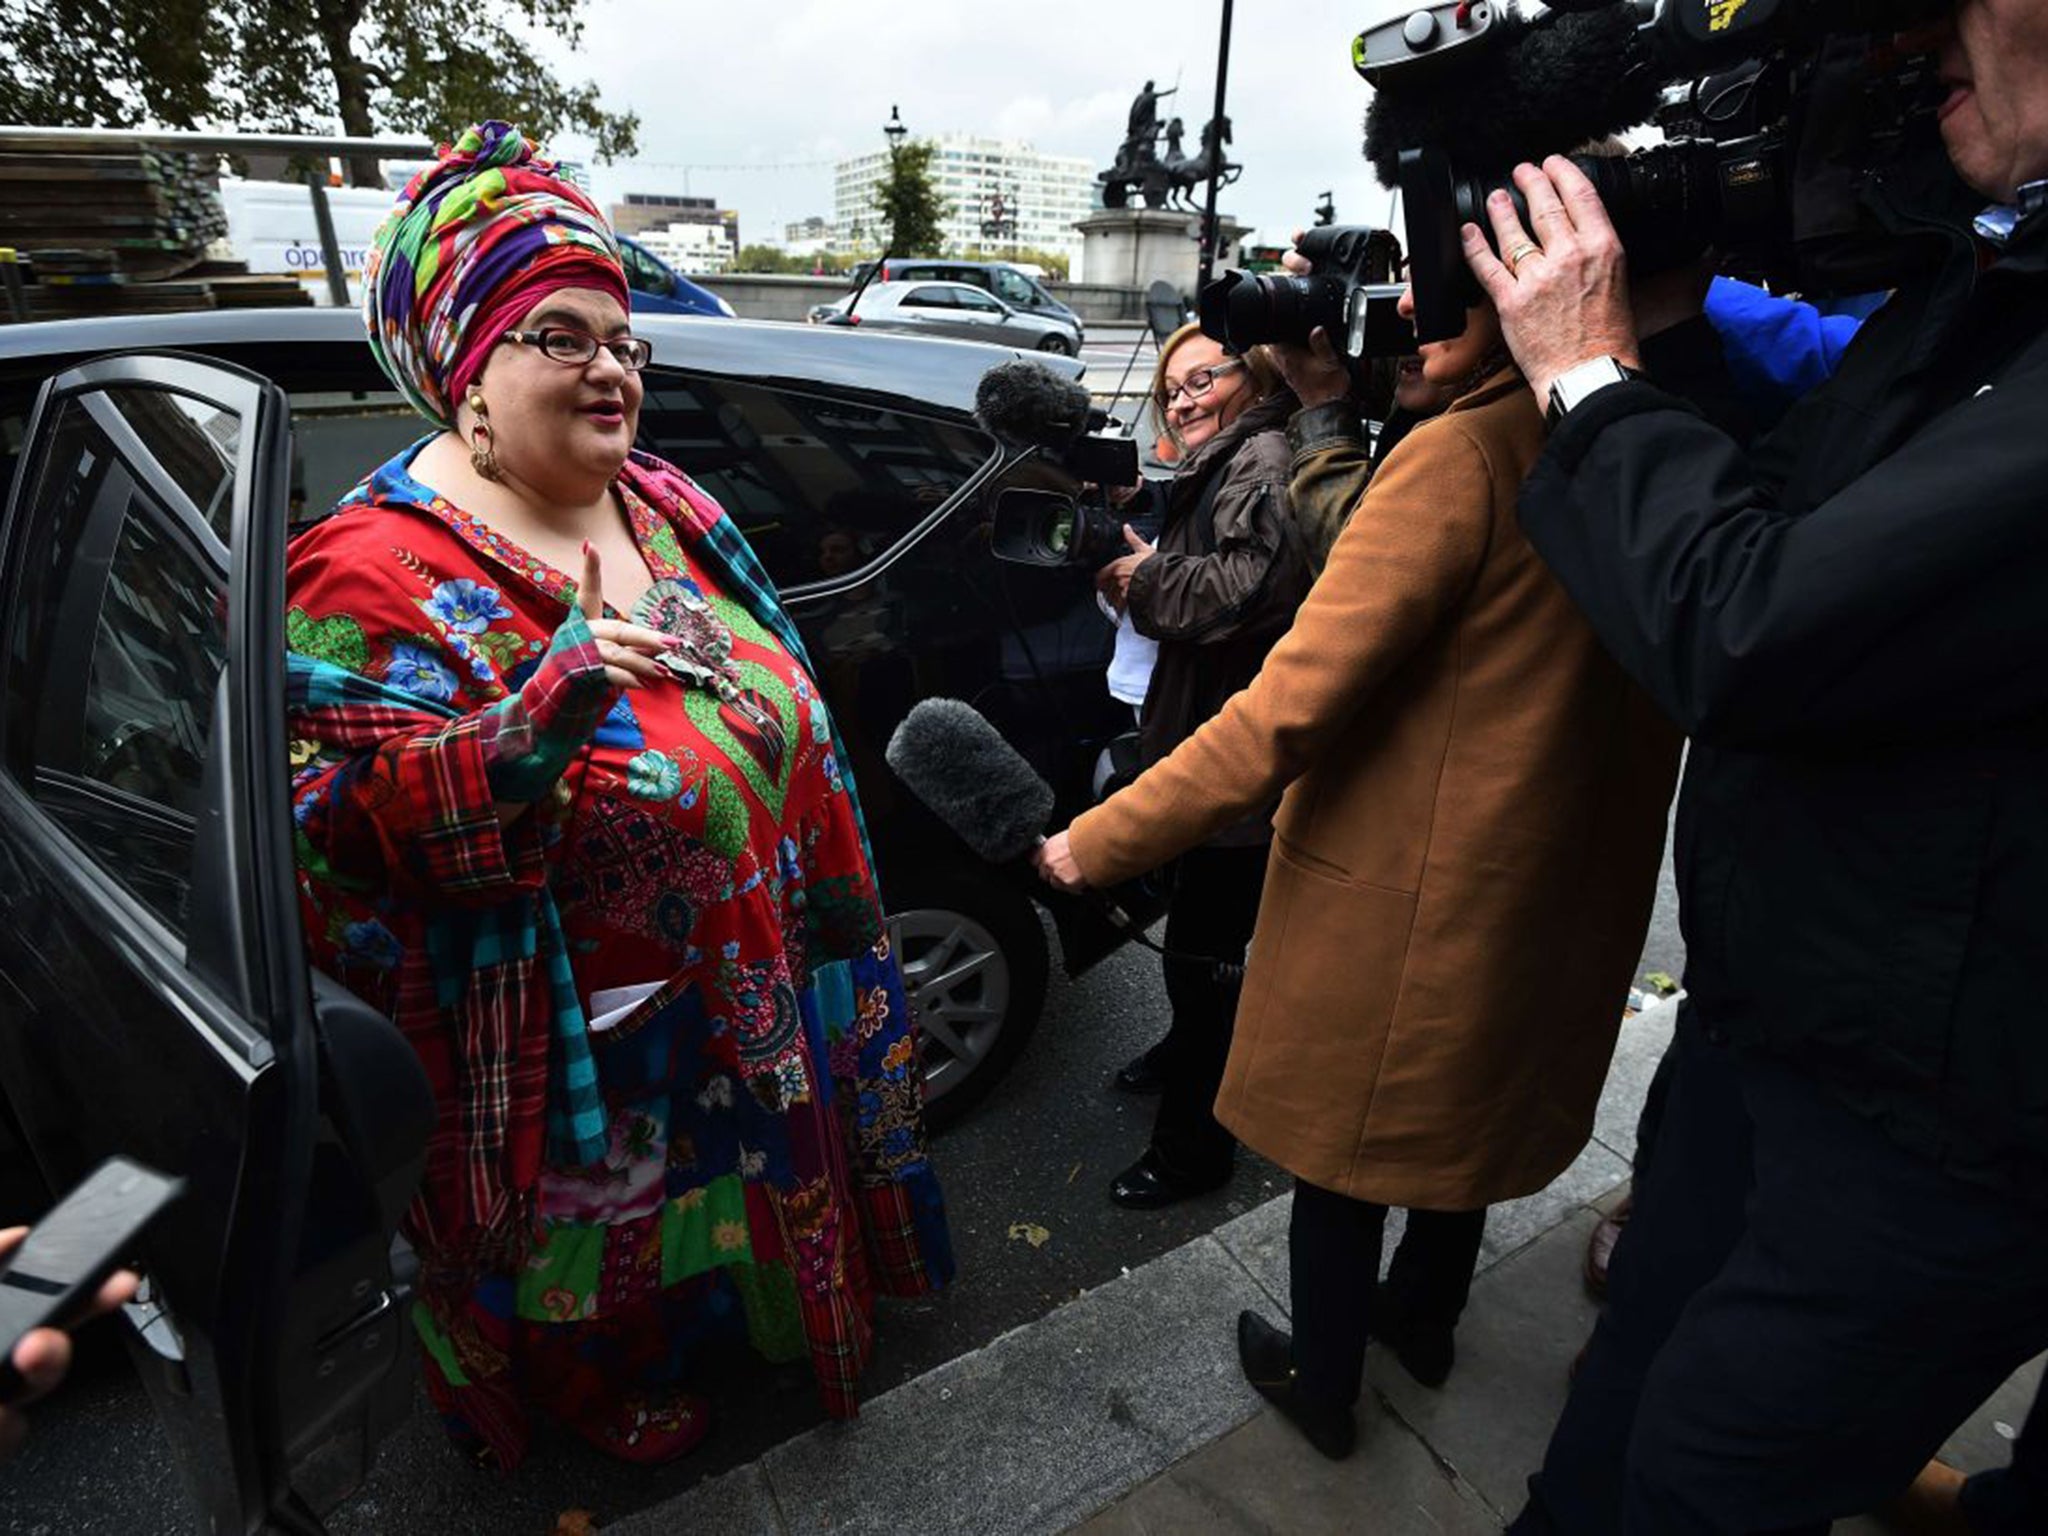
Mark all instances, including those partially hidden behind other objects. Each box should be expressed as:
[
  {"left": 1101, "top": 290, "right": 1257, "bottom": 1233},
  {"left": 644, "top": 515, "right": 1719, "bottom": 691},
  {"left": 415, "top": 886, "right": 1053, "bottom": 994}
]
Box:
[{"left": 613, "top": 998, "right": 2042, "bottom": 1535}]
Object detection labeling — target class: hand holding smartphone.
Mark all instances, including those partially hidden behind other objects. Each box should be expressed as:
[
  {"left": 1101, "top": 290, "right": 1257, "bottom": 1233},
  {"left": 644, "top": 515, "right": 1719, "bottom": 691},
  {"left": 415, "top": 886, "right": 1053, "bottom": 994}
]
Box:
[{"left": 0, "top": 1157, "right": 181, "bottom": 1415}]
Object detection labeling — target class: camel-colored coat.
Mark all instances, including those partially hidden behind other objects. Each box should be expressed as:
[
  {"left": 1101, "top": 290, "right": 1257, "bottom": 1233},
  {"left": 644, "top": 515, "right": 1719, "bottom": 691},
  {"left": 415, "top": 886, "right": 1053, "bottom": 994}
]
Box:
[{"left": 1068, "top": 368, "right": 1681, "bottom": 1209}]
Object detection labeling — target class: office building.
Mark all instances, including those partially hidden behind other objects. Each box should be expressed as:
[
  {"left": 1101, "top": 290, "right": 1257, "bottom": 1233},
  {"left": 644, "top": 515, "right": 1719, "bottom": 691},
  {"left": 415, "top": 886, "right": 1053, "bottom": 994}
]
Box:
[
  {"left": 610, "top": 193, "right": 739, "bottom": 258},
  {"left": 832, "top": 135, "right": 1094, "bottom": 272}
]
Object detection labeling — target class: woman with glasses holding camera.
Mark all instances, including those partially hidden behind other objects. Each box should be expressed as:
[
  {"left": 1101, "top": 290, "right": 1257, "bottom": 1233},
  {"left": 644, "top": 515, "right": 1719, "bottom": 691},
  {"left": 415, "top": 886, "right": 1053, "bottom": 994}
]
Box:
[
  {"left": 1089, "top": 323, "right": 1314, "bottom": 1209},
  {"left": 282, "top": 124, "right": 952, "bottom": 1473},
  {"left": 1039, "top": 277, "right": 1679, "bottom": 1456}
]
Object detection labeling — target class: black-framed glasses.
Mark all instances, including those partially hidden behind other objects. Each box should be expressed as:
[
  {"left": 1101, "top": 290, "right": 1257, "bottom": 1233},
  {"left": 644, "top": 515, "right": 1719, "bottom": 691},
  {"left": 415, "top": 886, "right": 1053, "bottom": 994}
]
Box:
[
  {"left": 503, "top": 327, "right": 654, "bottom": 372},
  {"left": 1162, "top": 358, "right": 1246, "bottom": 405}
]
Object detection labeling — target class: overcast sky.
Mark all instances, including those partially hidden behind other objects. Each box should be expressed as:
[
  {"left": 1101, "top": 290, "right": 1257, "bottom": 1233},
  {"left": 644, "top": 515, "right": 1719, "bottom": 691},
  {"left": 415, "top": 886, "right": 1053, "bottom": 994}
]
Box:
[{"left": 540, "top": 1, "right": 1412, "bottom": 250}]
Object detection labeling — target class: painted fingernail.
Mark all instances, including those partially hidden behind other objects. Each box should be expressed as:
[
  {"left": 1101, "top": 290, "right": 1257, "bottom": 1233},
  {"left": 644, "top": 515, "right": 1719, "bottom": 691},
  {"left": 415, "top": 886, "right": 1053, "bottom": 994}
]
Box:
[
  {"left": 582, "top": 539, "right": 594, "bottom": 556},
  {"left": 661, "top": 635, "right": 687, "bottom": 648}
]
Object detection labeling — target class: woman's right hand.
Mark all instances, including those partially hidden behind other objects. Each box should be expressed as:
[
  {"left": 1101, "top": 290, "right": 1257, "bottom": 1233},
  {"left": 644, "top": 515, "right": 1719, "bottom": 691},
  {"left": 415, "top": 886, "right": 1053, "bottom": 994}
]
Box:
[{"left": 579, "top": 542, "right": 679, "bottom": 690}]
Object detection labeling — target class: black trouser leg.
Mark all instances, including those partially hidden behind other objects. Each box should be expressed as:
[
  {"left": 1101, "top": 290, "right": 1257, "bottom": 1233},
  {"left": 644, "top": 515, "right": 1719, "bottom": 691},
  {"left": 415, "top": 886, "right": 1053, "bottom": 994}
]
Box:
[
  {"left": 1512, "top": 1018, "right": 2048, "bottom": 1536},
  {"left": 1382, "top": 1206, "right": 1488, "bottom": 1332},
  {"left": 1147, "top": 843, "right": 1267, "bottom": 1183},
  {"left": 1288, "top": 1176, "right": 1388, "bottom": 1409}
]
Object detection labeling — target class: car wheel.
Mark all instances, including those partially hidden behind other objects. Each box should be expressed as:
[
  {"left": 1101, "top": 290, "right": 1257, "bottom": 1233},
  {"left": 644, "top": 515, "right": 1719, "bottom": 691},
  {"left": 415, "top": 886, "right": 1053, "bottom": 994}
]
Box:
[
  {"left": 886, "top": 868, "right": 1050, "bottom": 1129},
  {"left": 1035, "top": 333, "right": 1075, "bottom": 357}
]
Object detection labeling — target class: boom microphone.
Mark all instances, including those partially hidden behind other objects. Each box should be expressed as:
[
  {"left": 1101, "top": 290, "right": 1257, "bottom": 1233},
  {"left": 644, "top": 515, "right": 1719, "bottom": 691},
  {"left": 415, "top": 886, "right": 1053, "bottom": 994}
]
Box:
[
  {"left": 1361, "top": 5, "right": 1663, "bottom": 187},
  {"left": 973, "top": 359, "right": 1096, "bottom": 455},
  {"left": 885, "top": 699, "right": 1056, "bottom": 864}
]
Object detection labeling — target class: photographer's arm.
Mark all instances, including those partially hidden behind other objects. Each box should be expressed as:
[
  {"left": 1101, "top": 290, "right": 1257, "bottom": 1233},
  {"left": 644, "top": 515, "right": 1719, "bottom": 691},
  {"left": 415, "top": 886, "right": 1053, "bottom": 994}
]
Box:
[
  {"left": 1059, "top": 429, "right": 1491, "bottom": 887},
  {"left": 1522, "top": 377, "right": 2048, "bottom": 745}
]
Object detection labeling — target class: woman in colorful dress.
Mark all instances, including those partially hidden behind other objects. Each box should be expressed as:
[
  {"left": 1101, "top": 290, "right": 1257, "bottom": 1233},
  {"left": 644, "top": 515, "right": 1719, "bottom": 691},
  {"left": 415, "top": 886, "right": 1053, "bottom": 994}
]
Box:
[{"left": 285, "top": 122, "right": 952, "bottom": 1472}]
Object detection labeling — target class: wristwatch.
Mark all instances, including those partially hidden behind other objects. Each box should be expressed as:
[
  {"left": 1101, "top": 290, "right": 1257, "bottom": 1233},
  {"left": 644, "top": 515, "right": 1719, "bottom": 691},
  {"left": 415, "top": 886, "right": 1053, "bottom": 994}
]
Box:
[{"left": 1545, "top": 357, "right": 1645, "bottom": 428}]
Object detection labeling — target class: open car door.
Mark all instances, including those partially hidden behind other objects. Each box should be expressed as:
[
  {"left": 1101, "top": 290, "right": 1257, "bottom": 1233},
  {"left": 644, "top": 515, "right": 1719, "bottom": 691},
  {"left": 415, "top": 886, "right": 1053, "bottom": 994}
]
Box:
[{"left": 0, "top": 353, "right": 431, "bottom": 1532}]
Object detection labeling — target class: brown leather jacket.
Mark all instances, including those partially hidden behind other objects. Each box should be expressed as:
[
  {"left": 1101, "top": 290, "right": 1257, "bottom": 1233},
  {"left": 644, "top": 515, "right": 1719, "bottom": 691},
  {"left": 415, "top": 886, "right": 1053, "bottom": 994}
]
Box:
[{"left": 1127, "top": 390, "right": 1314, "bottom": 847}]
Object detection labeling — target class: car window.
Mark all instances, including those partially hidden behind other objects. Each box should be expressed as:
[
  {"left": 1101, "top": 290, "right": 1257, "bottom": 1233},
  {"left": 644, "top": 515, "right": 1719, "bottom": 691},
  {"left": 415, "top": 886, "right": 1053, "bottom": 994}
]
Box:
[
  {"left": 992, "top": 269, "right": 1037, "bottom": 306},
  {"left": 901, "top": 286, "right": 956, "bottom": 310},
  {"left": 633, "top": 371, "right": 993, "bottom": 589},
  {"left": 3, "top": 384, "right": 232, "bottom": 933},
  {"left": 955, "top": 287, "right": 1006, "bottom": 314},
  {"left": 621, "top": 243, "right": 674, "bottom": 297},
  {"left": 286, "top": 388, "right": 421, "bottom": 526}
]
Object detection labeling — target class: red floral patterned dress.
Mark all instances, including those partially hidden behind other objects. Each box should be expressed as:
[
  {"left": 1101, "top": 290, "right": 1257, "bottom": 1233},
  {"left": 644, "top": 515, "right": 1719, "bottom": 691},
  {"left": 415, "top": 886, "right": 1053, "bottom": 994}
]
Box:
[{"left": 286, "top": 445, "right": 951, "bottom": 1469}]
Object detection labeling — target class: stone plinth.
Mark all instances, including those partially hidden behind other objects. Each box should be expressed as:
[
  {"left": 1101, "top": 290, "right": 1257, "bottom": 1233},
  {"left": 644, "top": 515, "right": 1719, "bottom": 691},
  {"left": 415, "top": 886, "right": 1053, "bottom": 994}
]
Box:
[{"left": 1074, "top": 207, "right": 1250, "bottom": 297}]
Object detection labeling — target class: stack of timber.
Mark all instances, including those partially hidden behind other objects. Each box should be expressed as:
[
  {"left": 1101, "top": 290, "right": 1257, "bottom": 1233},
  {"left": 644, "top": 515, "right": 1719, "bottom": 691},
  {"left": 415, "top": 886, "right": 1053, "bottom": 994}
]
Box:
[{"left": 0, "top": 133, "right": 310, "bottom": 321}]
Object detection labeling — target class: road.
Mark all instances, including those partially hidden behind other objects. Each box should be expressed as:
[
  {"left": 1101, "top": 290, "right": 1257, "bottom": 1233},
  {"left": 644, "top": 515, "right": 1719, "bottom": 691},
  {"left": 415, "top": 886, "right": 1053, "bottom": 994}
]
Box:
[{"left": 5, "top": 832, "right": 1681, "bottom": 1535}]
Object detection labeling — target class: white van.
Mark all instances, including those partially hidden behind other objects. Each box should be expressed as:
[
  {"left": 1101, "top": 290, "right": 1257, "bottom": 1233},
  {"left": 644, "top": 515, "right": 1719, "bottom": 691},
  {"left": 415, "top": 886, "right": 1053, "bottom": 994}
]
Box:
[{"left": 216, "top": 180, "right": 394, "bottom": 304}]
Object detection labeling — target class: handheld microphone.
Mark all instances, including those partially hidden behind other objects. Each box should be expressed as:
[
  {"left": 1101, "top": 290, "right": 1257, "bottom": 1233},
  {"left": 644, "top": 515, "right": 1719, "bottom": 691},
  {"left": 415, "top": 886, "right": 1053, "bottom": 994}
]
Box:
[
  {"left": 884, "top": 699, "right": 1241, "bottom": 980},
  {"left": 884, "top": 699, "right": 1056, "bottom": 865}
]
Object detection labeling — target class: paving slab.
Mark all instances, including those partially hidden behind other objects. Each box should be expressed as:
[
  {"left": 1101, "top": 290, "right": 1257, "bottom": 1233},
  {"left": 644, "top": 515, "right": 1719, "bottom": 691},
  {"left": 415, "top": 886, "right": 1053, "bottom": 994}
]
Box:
[
  {"left": 1367, "top": 1209, "right": 1605, "bottom": 1523},
  {"left": 633, "top": 1236, "right": 1274, "bottom": 1536},
  {"left": 1589, "top": 997, "right": 1679, "bottom": 1167},
  {"left": 1072, "top": 1395, "right": 1498, "bottom": 1536}
]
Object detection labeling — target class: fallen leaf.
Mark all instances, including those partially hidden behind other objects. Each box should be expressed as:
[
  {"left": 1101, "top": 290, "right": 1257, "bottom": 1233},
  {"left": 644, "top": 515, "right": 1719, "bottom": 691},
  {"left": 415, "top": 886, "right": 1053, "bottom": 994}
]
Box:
[
  {"left": 553, "top": 1511, "right": 598, "bottom": 1536},
  {"left": 1644, "top": 971, "right": 1680, "bottom": 997},
  {"left": 1008, "top": 1221, "right": 1051, "bottom": 1249}
]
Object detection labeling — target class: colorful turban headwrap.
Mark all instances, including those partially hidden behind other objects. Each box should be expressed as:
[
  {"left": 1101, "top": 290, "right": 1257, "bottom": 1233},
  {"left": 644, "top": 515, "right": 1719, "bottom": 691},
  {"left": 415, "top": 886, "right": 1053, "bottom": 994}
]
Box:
[{"left": 362, "top": 121, "right": 630, "bottom": 429}]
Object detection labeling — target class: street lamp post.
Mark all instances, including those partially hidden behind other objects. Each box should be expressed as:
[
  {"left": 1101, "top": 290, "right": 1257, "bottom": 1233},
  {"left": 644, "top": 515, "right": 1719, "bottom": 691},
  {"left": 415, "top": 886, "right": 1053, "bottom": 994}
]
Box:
[{"left": 1197, "top": 0, "right": 1236, "bottom": 293}]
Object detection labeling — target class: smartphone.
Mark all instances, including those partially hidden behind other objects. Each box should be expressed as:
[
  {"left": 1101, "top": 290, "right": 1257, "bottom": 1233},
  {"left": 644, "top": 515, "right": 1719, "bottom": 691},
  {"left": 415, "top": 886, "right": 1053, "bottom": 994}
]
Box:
[{"left": 0, "top": 1156, "right": 182, "bottom": 1401}]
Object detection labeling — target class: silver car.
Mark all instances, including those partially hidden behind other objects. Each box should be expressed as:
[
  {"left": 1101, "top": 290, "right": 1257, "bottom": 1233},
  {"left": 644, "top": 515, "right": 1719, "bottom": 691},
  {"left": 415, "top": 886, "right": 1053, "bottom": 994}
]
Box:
[{"left": 815, "top": 280, "right": 1079, "bottom": 355}]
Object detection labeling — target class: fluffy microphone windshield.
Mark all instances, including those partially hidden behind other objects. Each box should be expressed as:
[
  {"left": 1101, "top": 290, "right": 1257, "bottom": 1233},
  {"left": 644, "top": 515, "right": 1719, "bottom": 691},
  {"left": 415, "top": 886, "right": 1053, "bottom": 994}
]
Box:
[
  {"left": 1362, "top": 4, "right": 1663, "bottom": 187},
  {"left": 974, "top": 360, "right": 1093, "bottom": 455},
  {"left": 885, "top": 698, "right": 1057, "bottom": 865}
]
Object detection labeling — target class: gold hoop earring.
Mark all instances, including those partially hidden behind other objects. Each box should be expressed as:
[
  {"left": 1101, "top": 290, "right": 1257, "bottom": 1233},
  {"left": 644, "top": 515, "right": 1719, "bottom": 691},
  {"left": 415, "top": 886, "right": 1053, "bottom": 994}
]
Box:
[{"left": 466, "top": 386, "right": 502, "bottom": 482}]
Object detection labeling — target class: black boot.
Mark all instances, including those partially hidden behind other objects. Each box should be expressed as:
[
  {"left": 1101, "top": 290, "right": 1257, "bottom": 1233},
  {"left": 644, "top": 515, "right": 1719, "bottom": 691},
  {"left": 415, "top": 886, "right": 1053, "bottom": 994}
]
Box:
[
  {"left": 1108, "top": 1146, "right": 1229, "bottom": 1209},
  {"left": 1373, "top": 1280, "right": 1456, "bottom": 1389},
  {"left": 1236, "top": 1310, "right": 1356, "bottom": 1461},
  {"left": 1111, "top": 1040, "right": 1169, "bottom": 1095}
]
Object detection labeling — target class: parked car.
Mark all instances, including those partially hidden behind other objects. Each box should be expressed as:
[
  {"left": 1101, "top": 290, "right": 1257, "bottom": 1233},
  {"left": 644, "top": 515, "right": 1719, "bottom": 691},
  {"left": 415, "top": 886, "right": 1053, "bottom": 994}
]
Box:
[
  {"left": 0, "top": 308, "right": 1151, "bottom": 1531},
  {"left": 850, "top": 258, "right": 1084, "bottom": 345},
  {"left": 617, "top": 234, "right": 737, "bottom": 316},
  {"left": 811, "top": 280, "right": 1079, "bottom": 355}
]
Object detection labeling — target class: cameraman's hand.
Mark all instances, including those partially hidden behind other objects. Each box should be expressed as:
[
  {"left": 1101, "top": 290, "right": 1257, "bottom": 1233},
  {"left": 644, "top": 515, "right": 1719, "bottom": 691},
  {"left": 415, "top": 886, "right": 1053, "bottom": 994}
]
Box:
[
  {"left": 1462, "top": 157, "right": 1641, "bottom": 404},
  {"left": 1269, "top": 328, "right": 1352, "bottom": 410},
  {"left": 1033, "top": 831, "right": 1089, "bottom": 893},
  {"left": 1093, "top": 526, "right": 1155, "bottom": 614}
]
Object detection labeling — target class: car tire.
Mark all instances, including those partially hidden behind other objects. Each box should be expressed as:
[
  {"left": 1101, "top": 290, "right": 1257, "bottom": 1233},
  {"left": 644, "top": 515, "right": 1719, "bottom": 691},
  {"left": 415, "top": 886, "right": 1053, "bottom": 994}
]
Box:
[
  {"left": 1035, "top": 334, "right": 1075, "bottom": 357},
  {"left": 886, "top": 868, "right": 1050, "bottom": 1130}
]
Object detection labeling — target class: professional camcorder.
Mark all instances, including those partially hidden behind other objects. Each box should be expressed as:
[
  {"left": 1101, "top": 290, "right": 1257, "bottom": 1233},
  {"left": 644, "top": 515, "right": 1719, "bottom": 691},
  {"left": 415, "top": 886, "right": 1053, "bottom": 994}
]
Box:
[
  {"left": 1358, "top": 0, "right": 1953, "bottom": 341},
  {"left": 1197, "top": 224, "right": 1413, "bottom": 358},
  {"left": 974, "top": 360, "right": 1145, "bottom": 569}
]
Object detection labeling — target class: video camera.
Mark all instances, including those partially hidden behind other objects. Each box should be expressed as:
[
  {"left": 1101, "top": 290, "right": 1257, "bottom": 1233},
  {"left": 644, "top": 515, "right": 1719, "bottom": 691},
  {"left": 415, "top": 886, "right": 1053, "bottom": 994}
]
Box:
[
  {"left": 1357, "top": 0, "right": 1953, "bottom": 341},
  {"left": 973, "top": 359, "right": 1146, "bottom": 569}
]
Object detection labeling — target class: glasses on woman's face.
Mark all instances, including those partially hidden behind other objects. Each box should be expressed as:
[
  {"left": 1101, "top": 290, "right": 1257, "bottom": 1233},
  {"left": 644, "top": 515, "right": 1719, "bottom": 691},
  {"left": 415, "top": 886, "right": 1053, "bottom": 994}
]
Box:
[
  {"left": 1161, "top": 358, "right": 1246, "bottom": 407},
  {"left": 504, "top": 326, "right": 654, "bottom": 372}
]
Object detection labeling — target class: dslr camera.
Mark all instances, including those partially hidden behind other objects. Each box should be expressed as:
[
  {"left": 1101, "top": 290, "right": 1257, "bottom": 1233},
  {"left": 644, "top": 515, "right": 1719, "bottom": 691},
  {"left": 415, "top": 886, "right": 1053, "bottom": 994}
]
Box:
[
  {"left": 1197, "top": 225, "right": 1415, "bottom": 358},
  {"left": 1360, "top": 0, "right": 1953, "bottom": 341}
]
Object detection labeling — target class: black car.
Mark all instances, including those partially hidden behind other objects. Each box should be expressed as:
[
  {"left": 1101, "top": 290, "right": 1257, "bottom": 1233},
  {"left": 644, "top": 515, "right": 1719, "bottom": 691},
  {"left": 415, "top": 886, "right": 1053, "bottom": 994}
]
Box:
[{"left": 0, "top": 310, "right": 1147, "bottom": 1532}]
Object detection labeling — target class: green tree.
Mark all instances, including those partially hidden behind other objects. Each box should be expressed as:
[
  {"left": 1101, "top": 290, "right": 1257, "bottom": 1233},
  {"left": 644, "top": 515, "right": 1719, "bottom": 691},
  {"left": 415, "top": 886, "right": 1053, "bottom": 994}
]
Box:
[
  {"left": 0, "top": 0, "right": 638, "bottom": 187},
  {"left": 871, "top": 139, "right": 950, "bottom": 258}
]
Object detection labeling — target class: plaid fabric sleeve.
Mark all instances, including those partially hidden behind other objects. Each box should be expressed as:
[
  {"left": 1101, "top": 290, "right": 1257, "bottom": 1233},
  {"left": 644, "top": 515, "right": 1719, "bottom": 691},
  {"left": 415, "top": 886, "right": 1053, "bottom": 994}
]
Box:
[
  {"left": 474, "top": 608, "right": 616, "bottom": 804},
  {"left": 293, "top": 611, "right": 615, "bottom": 904}
]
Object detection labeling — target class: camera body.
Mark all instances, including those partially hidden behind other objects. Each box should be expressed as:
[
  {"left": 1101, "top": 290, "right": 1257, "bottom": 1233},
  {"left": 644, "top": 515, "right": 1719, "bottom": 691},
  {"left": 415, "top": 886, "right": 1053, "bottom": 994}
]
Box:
[
  {"left": 1359, "top": 0, "right": 1953, "bottom": 341},
  {"left": 1196, "top": 225, "right": 1414, "bottom": 359},
  {"left": 990, "top": 482, "right": 1146, "bottom": 570}
]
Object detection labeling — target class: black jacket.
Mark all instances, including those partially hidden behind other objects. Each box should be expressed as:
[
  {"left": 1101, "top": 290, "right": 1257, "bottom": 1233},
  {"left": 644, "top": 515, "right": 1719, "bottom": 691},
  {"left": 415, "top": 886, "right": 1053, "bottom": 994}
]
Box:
[
  {"left": 1128, "top": 391, "right": 1313, "bottom": 847},
  {"left": 1521, "top": 179, "right": 2048, "bottom": 1208}
]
